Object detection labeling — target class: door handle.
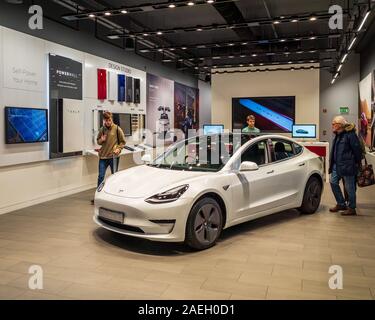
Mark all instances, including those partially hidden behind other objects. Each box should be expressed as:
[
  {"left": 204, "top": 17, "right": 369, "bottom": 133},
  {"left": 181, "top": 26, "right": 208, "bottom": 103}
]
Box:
[
  {"left": 267, "top": 170, "right": 274, "bottom": 174},
  {"left": 299, "top": 163, "right": 306, "bottom": 167}
]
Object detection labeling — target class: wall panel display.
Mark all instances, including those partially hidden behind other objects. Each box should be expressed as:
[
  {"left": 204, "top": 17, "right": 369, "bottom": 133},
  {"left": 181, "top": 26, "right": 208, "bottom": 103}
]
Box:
[
  {"left": 118, "top": 74, "right": 126, "bottom": 102},
  {"left": 174, "top": 82, "right": 200, "bottom": 137},
  {"left": 49, "top": 54, "right": 83, "bottom": 100},
  {"left": 98, "top": 111, "right": 132, "bottom": 137},
  {"left": 5, "top": 107, "right": 48, "bottom": 144},
  {"left": 97, "top": 69, "right": 107, "bottom": 100},
  {"left": 146, "top": 73, "right": 174, "bottom": 137},
  {"left": 3, "top": 28, "right": 45, "bottom": 92},
  {"left": 107, "top": 71, "right": 117, "bottom": 101},
  {"left": 61, "top": 99, "right": 84, "bottom": 153},
  {"left": 134, "top": 78, "right": 141, "bottom": 104},
  {"left": 126, "top": 76, "right": 133, "bottom": 102},
  {"left": 359, "top": 73, "right": 373, "bottom": 147},
  {"left": 232, "top": 96, "right": 296, "bottom": 133}
]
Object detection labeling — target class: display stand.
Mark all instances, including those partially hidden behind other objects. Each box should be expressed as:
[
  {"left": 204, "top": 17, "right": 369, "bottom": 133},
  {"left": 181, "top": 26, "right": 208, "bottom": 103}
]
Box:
[{"left": 299, "top": 141, "right": 330, "bottom": 183}]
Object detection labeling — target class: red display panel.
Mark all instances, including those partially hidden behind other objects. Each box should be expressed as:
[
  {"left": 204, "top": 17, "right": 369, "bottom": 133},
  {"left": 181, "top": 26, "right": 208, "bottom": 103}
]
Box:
[{"left": 97, "top": 69, "right": 107, "bottom": 100}]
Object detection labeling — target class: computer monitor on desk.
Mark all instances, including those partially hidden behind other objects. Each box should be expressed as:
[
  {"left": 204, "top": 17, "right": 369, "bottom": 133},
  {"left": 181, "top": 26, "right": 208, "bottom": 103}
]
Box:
[{"left": 292, "top": 124, "right": 317, "bottom": 141}]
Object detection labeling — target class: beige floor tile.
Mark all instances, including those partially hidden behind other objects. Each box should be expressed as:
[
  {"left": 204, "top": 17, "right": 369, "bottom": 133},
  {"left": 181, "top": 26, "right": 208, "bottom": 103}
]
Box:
[
  {"left": 161, "top": 285, "right": 230, "bottom": 300},
  {"left": 7, "top": 275, "right": 71, "bottom": 295},
  {"left": 266, "top": 287, "right": 336, "bottom": 300},
  {"left": 0, "top": 270, "right": 24, "bottom": 285},
  {"left": 57, "top": 283, "right": 124, "bottom": 300},
  {"left": 202, "top": 277, "right": 267, "bottom": 298},
  {"left": 0, "top": 285, "right": 26, "bottom": 299}
]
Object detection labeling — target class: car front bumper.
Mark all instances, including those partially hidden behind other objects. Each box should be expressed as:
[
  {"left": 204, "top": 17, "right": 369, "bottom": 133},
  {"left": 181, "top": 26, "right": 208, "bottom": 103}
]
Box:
[{"left": 93, "top": 191, "right": 192, "bottom": 242}]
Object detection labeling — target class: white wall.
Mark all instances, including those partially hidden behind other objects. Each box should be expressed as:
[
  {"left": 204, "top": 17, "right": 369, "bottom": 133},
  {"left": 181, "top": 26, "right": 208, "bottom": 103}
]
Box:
[
  {"left": 198, "top": 80, "right": 212, "bottom": 126},
  {"left": 0, "top": 27, "right": 146, "bottom": 215},
  {"left": 211, "top": 64, "right": 320, "bottom": 137}
]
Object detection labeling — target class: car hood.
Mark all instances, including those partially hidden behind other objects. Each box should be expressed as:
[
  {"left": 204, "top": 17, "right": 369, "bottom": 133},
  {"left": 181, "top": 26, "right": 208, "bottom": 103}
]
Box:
[{"left": 103, "top": 165, "right": 212, "bottom": 198}]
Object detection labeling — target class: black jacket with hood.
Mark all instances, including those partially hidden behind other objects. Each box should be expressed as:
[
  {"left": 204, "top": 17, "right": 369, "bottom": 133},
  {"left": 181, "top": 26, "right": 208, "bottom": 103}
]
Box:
[{"left": 329, "top": 123, "right": 363, "bottom": 176}]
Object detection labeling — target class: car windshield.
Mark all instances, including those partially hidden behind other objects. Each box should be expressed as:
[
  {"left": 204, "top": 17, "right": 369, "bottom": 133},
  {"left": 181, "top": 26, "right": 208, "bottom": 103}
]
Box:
[{"left": 150, "top": 133, "right": 256, "bottom": 172}]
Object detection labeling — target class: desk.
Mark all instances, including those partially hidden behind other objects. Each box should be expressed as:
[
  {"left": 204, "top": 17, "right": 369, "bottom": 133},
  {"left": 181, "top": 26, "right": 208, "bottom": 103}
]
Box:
[{"left": 300, "top": 141, "right": 330, "bottom": 183}]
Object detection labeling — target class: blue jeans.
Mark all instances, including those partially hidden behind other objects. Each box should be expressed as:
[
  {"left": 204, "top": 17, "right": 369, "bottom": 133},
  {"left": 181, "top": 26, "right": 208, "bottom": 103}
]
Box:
[
  {"left": 330, "top": 164, "right": 357, "bottom": 209},
  {"left": 97, "top": 158, "right": 119, "bottom": 187}
]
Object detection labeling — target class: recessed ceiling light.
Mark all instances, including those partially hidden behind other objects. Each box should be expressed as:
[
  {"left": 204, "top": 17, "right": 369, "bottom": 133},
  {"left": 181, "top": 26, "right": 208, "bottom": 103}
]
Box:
[
  {"left": 197, "top": 28, "right": 203, "bottom": 31},
  {"left": 291, "top": 19, "right": 298, "bottom": 22},
  {"left": 297, "top": 51, "right": 304, "bottom": 54},
  {"left": 310, "top": 16, "right": 317, "bottom": 21},
  {"left": 170, "top": 48, "right": 175, "bottom": 51},
  {"left": 143, "top": 33, "right": 148, "bottom": 36},
  {"left": 310, "top": 36, "right": 317, "bottom": 40},
  {"left": 104, "top": 12, "right": 111, "bottom": 16},
  {"left": 242, "top": 42, "right": 248, "bottom": 45},
  {"left": 252, "top": 54, "right": 257, "bottom": 57},
  {"left": 187, "top": 1, "right": 195, "bottom": 6},
  {"left": 207, "top": 0, "right": 215, "bottom": 3},
  {"left": 294, "top": 38, "right": 301, "bottom": 41},
  {"left": 169, "top": 4, "right": 176, "bottom": 8},
  {"left": 240, "top": 55, "right": 246, "bottom": 58},
  {"left": 158, "top": 49, "right": 163, "bottom": 52},
  {"left": 288, "top": 61, "right": 292, "bottom": 64},
  {"left": 182, "top": 47, "right": 187, "bottom": 50},
  {"left": 280, "top": 39, "right": 286, "bottom": 42},
  {"left": 228, "top": 56, "right": 234, "bottom": 59},
  {"left": 274, "top": 21, "right": 280, "bottom": 24},
  {"left": 157, "top": 31, "right": 163, "bottom": 35},
  {"left": 89, "top": 14, "right": 95, "bottom": 18},
  {"left": 121, "top": 10, "right": 128, "bottom": 14},
  {"left": 228, "top": 43, "right": 234, "bottom": 46},
  {"left": 259, "top": 63, "right": 264, "bottom": 66}
]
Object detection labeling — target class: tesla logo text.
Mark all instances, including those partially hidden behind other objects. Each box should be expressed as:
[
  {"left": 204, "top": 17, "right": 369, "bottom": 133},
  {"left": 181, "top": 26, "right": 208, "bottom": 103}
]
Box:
[
  {"left": 328, "top": 5, "right": 343, "bottom": 30},
  {"left": 328, "top": 265, "right": 343, "bottom": 290},
  {"left": 28, "top": 5, "right": 43, "bottom": 30},
  {"left": 28, "top": 265, "right": 44, "bottom": 290}
]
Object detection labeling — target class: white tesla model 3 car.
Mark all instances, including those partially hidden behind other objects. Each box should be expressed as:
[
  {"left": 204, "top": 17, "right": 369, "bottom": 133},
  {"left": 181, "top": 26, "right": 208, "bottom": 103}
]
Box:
[{"left": 94, "top": 133, "right": 324, "bottom": 250}]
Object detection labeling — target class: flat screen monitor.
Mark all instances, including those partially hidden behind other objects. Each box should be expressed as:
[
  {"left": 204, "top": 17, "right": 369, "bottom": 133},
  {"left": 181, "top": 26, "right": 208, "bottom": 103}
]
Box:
[
  {"left": 98, "top": 111, "right": 132, "bottom": 137},
  {"left": 5, "top": 107, "right": 48, "bottom": 144},
  {"left": 203, "top": 124, "right": 224, "bottom": 135},
  {"left": 292, "top": 124, "right": 317, "bottom": 139},
  {"left": 232, "top": 96, "right": 295, "bottom": 133}
]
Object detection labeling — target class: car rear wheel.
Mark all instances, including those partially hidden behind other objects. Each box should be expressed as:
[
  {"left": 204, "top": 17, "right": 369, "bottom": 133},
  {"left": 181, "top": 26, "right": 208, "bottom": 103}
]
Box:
[
  {"left": 299, "top": 176, "right": 322, "bottom": 214},
  {"left": 185, "top": 197, "right": 223, "bottom": 250}
]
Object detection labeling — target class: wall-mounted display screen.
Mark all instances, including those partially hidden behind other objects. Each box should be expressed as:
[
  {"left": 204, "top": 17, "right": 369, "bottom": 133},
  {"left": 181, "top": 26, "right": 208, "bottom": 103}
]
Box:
[
  {"left": 98, "top": 111, "right": 132, "bottom": 137},
  {"left": 5, "top": 107, "right": 48, "bottom": 144},
  {"left": 232, "top": 96, "right": 295, "bottom": 133},
  {"left": 292, "top": 124, "right": 317, "bottom": 138},
  {"left": 203, "top": 124, "right": 224, "bottom": 135}
]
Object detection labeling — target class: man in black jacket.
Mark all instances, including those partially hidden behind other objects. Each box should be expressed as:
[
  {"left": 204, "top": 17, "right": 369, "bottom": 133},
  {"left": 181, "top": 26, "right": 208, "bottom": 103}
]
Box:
[{"left": 329, "top": 116, "right": 362, "bottom": 216}]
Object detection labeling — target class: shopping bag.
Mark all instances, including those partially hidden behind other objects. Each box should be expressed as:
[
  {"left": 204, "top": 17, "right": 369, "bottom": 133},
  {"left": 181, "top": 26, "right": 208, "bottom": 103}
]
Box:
[{"left": 357, "top": 159, "right": 375, "bottom": 187}]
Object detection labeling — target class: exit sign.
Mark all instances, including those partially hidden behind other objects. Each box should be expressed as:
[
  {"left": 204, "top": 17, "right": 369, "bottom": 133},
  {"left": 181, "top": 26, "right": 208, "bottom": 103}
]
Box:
[{"left": 340, "top": 107, "right": 349, "bottom": 114}]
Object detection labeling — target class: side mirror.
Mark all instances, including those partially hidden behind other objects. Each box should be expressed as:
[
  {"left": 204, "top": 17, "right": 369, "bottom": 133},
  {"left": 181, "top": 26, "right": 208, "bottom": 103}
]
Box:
[
  {"left": 141, "top": 154, "right": 152, "bottom": 163},
  {"left": 239, "top": 161, "right": 259, "bottom": 172}
]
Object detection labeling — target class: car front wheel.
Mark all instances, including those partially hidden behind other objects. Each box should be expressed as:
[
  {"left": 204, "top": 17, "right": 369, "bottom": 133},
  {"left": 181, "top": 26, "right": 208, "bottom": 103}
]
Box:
[
  {"left": 299, "top": 176, "right": 322, "bottom": 214},
  {"left": 185, "top": 197, "right": 223, "bottom": 250}
]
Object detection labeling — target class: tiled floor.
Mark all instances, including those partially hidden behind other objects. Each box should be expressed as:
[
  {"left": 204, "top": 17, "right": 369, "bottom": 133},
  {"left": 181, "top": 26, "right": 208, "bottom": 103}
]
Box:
[{"left": 0, "top": 184, "right": 375, "bottom": 300}]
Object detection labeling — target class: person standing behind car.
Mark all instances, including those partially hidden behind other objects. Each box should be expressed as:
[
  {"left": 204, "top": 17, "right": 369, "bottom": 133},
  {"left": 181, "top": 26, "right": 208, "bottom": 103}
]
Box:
[
  {"left": 91, "top": 111, "right": 126, "bottom": 204},
  {"left": 329, "top": 116, "right": 362, "bottom": 216},
  {"left": 242, "top": 115, "right": 260, "bottom": 134}
]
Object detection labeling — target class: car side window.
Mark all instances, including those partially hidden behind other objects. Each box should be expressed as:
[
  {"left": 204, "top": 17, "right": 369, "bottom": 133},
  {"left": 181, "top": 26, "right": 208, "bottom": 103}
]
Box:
[
  {"left": 271, "top": 139, "right": 294, "bottom": 162},
  {"left": 241, "top": 141, "right": 267, "bottom": 166},
  {"left": 293, "top": 143, "right": 303, "bottom": 155}
]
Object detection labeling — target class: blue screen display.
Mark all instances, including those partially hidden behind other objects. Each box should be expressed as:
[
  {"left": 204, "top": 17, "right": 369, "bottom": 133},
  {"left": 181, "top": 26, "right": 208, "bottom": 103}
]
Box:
[
  {"left": 5, "top": 107, "right": 48, "bottom": 144},
  {"left": 292, "top": 125, "right": 316, "bottom": 138},
  {"left": 203, "top": 125, "right": 224, "bottom": 135}
]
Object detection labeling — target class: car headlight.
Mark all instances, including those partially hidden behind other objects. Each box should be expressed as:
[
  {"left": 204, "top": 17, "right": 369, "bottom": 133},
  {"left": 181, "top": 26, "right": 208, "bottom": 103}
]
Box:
[
  {"left": 97, "top": 181, "right": 105, "bottom": 192},
  {"left": 145, "top": 185, "right": 189, "bottom": 204}
]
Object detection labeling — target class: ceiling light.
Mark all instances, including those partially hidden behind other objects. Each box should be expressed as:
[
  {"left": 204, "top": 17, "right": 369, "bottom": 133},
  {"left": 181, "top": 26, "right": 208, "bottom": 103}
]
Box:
[
  {"left": 157, "top": 31, "right": 163, "bottom": 35},
  {"left": 104, "top": 12, "right": 111, "bottom": 16},
  {"left": 89, "top": 14, "right": 95, "bottom": 18},
  {"left": 121, "top": 10, "right": 128, "bottom": 14},
  {"left": 334, "top": 72, "right": 338, "bottom": 79},
  {"left": 331, "top": 78, "right": 336, "bottom": 84},
  {"left": 274, "top": 21, "right": 280, "bottom": 24},
  {"left": 259, "top": 63, "right": 264, "bottom": 66},
  {"left": 228, "top": 43, "right": 234, "bottom": 46},
  {"left": 310, "top": 16, "right": 317, "bottom": 21},
  {"left": 310, "top": 60, "right": 315, "bottom": 63},
  {"left": 297, "top": 51, "right": 304, "bottom": 54},
  {"left": 294, "top": 38, "right": 301, "bottom": 41},
  {"left": 357, "top": 11, "right": 370, "bottom": 31},
  {"left": 280, "top": 39, "right": 286, "bottom": 42},
  {"left": 341, "top": 53, "right": 348, "bottom": 63},
  {"left": 288, "top": 61, "right": 292, "bottom": 64},
  {"left": 196, "top": 28, "right": 203, "bottom": 31},
  {"left": 291, "top": 19, "right": 298, "bottom": 23},
  {"left": 170, "top": 48, "right": 175, "bottom": 51},
  {"left": 337, "top": 64, "right": 343, "bottom": 72},
  {"left": 182, "top": 47, "right": 187, "bottom": 50},
  {"left": 310, "top": 36, "right": 317, "bottom": 40},
  {"left": 187, "top": 1, "right": 195, "bottom": 6},
  {"left": 143, "top": 33, "right": 148, "bottom": 36},
  {"left": 309, "top": 50, "right": 316, "bottom": 53},
  {"left": 252, "top": 54, "right": 257, "bottom": 57},
  {"left": 240, "top": 55, "right": 246, "bottom": 58},
  {"left": 240, "top": 64, "right": 244, "bottom": 67},
  {"left": 242, "top": 42, "right": 248, "bottom": 45},
  {"left": 207, "top": 0, "right": 215, "bottom": 3},
  {"left": 228, "top": 56, "right": 234, "bottom": 59},
  {"left": 348, "top": 37, "right": 357, "bottom": 51},
  {"left": 168, "top": 4, "right": 176, "bottom": 8}
]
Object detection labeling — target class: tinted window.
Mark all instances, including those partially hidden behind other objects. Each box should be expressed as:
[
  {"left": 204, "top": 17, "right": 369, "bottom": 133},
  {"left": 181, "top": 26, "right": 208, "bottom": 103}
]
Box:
[
  {"left": 293, "top": 143, "right": 303, "bottom": 155},
  {"left": 272, "top": 140, "right": 294, "bottom": 161},
  {"left": 241, "top": 141, "right": 267, "bottom": 165}
]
